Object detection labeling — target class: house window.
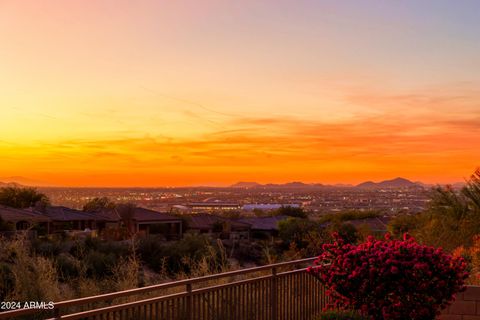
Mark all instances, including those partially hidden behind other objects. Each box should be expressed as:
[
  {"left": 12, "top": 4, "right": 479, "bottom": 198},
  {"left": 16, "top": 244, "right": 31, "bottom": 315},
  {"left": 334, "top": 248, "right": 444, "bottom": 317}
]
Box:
[{"left": 16, "top": 221, "right": 30, "bottom": 230}]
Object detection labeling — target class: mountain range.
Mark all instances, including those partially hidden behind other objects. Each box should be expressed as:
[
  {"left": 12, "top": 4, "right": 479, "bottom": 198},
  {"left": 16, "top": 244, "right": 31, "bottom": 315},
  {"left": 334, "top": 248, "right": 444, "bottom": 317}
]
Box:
[
  {"left": 231, "top": 177, "right": 422, "bottom": 189},
  {"left": 0, "top": 176, "right": 53, "bottom": 187},
  {"left": 0, "top": 177, "right": 463, "bottom": 189},
  {"left": 355, "top": 177, "right": 417, "bottom": 189}
]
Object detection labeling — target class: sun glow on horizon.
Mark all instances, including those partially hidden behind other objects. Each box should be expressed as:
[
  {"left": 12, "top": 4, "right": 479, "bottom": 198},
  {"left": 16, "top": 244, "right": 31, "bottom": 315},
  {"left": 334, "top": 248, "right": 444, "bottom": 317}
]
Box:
[{"left": 1, "top": 1, "right": 479, "bottom": 187}]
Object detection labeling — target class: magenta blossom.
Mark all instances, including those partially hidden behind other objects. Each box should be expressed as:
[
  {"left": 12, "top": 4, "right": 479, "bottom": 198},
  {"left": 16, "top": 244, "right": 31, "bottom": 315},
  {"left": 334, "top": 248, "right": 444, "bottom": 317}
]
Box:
[{"left": 307, "top": 233, "right": 468, "bottom": 320}]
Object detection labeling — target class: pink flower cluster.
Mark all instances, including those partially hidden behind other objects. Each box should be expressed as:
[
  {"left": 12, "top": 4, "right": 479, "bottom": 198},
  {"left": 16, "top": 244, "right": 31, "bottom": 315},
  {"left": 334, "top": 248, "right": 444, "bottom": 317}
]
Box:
[{"left": 307, "top": 233, "right": 469, "bottom": 320}]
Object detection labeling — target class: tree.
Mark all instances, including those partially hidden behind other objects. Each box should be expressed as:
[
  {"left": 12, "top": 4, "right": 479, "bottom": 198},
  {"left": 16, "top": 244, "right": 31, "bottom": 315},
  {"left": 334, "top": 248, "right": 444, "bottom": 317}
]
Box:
[
  {"left": 83, "top": 197, "right": 116, "bottom": 213},
  {"left": 412, "top": 167, "right": 480, "bottom": 251},
  {"left": 0, "top": 187, "right": 49, "bottom": 209},
  {"left": 275, "top": 206, "right": 307, "bottom": 218},
  {"left": 329, "top": 222, "right": 359, "bottom": 244},
  {"left": 388, "top": 214, "right": 418, "bottom": 238},
  {"left": 318, "top": 210, "right": 381, "bottom": 224},
  {"left": 278, "top": 217, "right": 321, "bottom": 248},
  {"left": 462, "top": 168, "right": 480, "bottom": 213},
  {"left": 115, "top": 203, "right": 137, "bottom": 238}
]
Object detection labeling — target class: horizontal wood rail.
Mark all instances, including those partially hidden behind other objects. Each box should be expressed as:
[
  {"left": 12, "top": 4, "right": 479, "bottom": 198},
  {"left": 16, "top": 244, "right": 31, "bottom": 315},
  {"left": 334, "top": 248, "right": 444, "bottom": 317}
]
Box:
[{"left": 0, "top": 257, "right": 326, "bottom": 320}]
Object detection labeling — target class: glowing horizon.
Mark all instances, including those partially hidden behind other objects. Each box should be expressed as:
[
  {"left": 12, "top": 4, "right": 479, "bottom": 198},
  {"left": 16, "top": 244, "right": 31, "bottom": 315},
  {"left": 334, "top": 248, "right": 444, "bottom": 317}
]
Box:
[{"left": 1, "top": 1, "right": 479, "bottom": 187}]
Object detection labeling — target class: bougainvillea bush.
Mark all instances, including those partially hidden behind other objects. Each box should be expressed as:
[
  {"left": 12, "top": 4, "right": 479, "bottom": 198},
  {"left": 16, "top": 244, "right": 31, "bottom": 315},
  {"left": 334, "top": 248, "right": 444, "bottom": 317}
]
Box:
[{"left": 307, "top": 233, "right": 469, "bottom": 320}]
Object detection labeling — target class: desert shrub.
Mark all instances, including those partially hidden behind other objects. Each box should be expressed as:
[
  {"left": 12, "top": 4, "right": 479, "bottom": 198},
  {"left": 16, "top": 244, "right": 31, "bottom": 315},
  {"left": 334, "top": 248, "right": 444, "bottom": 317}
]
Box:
[
  {"left": 84, "top": 250, "right": 117, "bottom": 277},
  {"left": 318, "top": 210, "right": 381, "bottom": 224},
  {"left": 56, "top": 253, "right": 81, "bottom": 280},
  {"left": 108, "top": 256, "right": 140, "bottom": 291},
  {"left": 163, "top": 234, "right": 221, "bottom": 274},
  {"left": 278, "top": 217, "right": 321, "bottom": 248},
  {"left": 453, "top": 234, "right": 480, "bottom": 285},
  {"left": 138, "top": 234, "right": 227, "bottom": 275},
  {"left": 308, "top": 233, "right": 468, "bottom": 320},
  {"left": 1, "top": 236, "right": 65, "bottom": 302},
  {"left": 97, "top": 240, "right": 131, "bottom": 257},
  {"left": 274, "top": 206, "right": 307, "bottom": 218},
  {"left": 387, "top": 214, "right": 418, "bottom": 238},
  {"left": 232, "top": 241, "right": 265, "bottom": 265},
  {"left": 137, "top": 235, "right": 166, "bottom": 271},
  {"left": 32, "top": 239, "right": 67, "bottom": 257},
  {"left": 0, "top": 262, "right": 15, "bottom": 300},
  {"left": 328, "top": 223, "right": 359, "bottom": 244},
  {"left": 67, "top": 237, "right": 130, "bottom": 278},
  {"left": 84, "top": 236, "right": 102, "bottom": 250}
]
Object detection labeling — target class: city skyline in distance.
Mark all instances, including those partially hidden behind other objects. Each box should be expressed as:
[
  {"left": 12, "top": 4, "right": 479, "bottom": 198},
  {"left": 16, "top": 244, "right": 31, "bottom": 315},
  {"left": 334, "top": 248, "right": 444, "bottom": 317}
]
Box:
[{"left": 0, "top": 175, "right": 469, "bottom": 189}]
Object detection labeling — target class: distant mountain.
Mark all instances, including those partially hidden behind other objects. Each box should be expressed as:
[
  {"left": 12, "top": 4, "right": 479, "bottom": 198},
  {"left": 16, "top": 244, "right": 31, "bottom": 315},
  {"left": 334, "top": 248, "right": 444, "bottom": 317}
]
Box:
[
  {"left": 356, "top": 177, "right": 419, "bottom": 189},
  {"left": 231, "top": 178, "right": 421, "bottom": 189},
  {"left": 284, "top": 182, "right": 309, "bottom": 187},
  {"left": 0, "top": 181, "right": 22, "bottom": 187},
  {"left": 0, "top": 176, "right": 53, "bottom": 187},
  {"left": 232, "top": 181, "right": 325, "bottom": 188},
  {"left": 356, "top": 181, "right": 377, "bottom": 189},
  {"left": 333, "top": 183, "right": 354, "bottom": 188},
  {"left": 230, "top": 181, "right": 262, "bottom": 188}
]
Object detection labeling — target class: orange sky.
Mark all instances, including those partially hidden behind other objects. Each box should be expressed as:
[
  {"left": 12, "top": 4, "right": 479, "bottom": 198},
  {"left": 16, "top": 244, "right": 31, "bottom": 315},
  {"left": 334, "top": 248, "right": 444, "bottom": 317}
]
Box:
[{"left": 0, "top": 1, "right": 479, "bottom": 187}]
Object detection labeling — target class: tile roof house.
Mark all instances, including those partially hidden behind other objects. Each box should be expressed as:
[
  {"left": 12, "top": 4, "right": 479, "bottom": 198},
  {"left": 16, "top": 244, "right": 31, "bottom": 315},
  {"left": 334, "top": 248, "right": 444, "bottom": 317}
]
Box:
[
  {"left": 100, "top": 206, "right": 183, "bottom": 239},
  {"left": 238, "top": 215, "right": 289, "bottom": 238},
  {"left": 187, "top": 215, "right": 251, "bottom": 240},
  {"left": 344, "top": 216, "right": 391, "bottom": 233},
  {"left": 0, "top": 205, "right": 50, "bottom": 232},
  {"left": 0, "top": 204, "right": 183, "bottom": 240},
  {"left": 32, "top": 206, "right": 113, "bottom": 234}
]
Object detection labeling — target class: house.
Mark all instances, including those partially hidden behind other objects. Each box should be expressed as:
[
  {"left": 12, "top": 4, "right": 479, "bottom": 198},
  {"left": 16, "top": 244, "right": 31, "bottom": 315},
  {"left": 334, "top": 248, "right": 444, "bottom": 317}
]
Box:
[
  {"left": 187, "top": 215, "right": 250, "bottom": 240},
  {"left": 1, "top": 204, "right": 183, "bottom": 240},
  {"left": 238, "top": 215, "right": 289, "bottom": 239},
  {"left": 35, "top": 206, "right": 113, "bottom": 234},
  {"left": 344, "top": 216, "right": 391, "bottom": 234},
  {"left": 0, "top": 205, "right": 51, "bottom": 235},
  {"left": 101, "top": 206, "right": 183, "bottom": 240}
]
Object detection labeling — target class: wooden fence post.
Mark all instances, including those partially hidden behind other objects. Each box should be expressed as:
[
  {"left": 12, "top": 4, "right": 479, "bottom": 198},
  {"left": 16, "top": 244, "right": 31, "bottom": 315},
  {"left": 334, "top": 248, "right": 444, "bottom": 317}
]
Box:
[
  {"left": 186, "top": 283, "right": 193, "bottom": 320},
  {"left": 271, "top": 267, "right": 278, "bottom": 320},
  {"left": 54, "top": 307, "right": 61, "bottom": 320}
]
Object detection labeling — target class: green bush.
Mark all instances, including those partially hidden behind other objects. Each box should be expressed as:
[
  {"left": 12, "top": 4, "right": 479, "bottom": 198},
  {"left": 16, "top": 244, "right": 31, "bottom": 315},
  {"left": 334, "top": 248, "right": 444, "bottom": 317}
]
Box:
[
  {"left": 32, "top": 239, "right": 66, "bottom": 257},
  {"left": 138, "top": 234, "right": 226, "bottom": 275},
  {"left": 137, "top": 235, "right": 166, "bottom": 271},
  {"left": 319, "top": 210, "right": 381, "bottom": 224},
  {"left": 84, "top": 250, "right": 117, "bottom": 277},
  {"left": 278, "top": 217, "right": 321, "bottom": 248},
  {"left": 56, "top": 253, "right": 80, "bottom": 280}
]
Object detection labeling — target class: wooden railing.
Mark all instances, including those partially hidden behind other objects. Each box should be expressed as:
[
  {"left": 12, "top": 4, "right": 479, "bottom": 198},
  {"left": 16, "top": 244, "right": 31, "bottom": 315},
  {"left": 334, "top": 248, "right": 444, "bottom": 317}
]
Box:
[{"left": 0, "top": 257, "right": 327, "bottom": 320}]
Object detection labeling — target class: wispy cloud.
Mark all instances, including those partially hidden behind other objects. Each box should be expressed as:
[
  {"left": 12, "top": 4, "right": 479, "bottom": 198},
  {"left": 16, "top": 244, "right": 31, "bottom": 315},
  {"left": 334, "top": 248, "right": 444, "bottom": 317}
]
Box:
[{"left": 2, "top": 107, "right": 478, "bottom": 186}]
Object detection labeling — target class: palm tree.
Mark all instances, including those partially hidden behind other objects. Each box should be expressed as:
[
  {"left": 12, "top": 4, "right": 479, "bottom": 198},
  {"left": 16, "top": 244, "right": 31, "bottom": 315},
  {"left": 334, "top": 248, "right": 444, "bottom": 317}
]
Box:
[
  {"left": 463, "top": 168, "right": 480, "bottom": 213},
  {"left": 417, "top": 167, "right": 480, "bottom": 250}
]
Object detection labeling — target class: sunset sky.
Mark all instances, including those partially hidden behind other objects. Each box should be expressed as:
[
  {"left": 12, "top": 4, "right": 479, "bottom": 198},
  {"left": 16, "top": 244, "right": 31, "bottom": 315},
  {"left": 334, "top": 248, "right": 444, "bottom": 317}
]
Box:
[{"left": 1, "top": 1, "right": 479, "bottom": 187}]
